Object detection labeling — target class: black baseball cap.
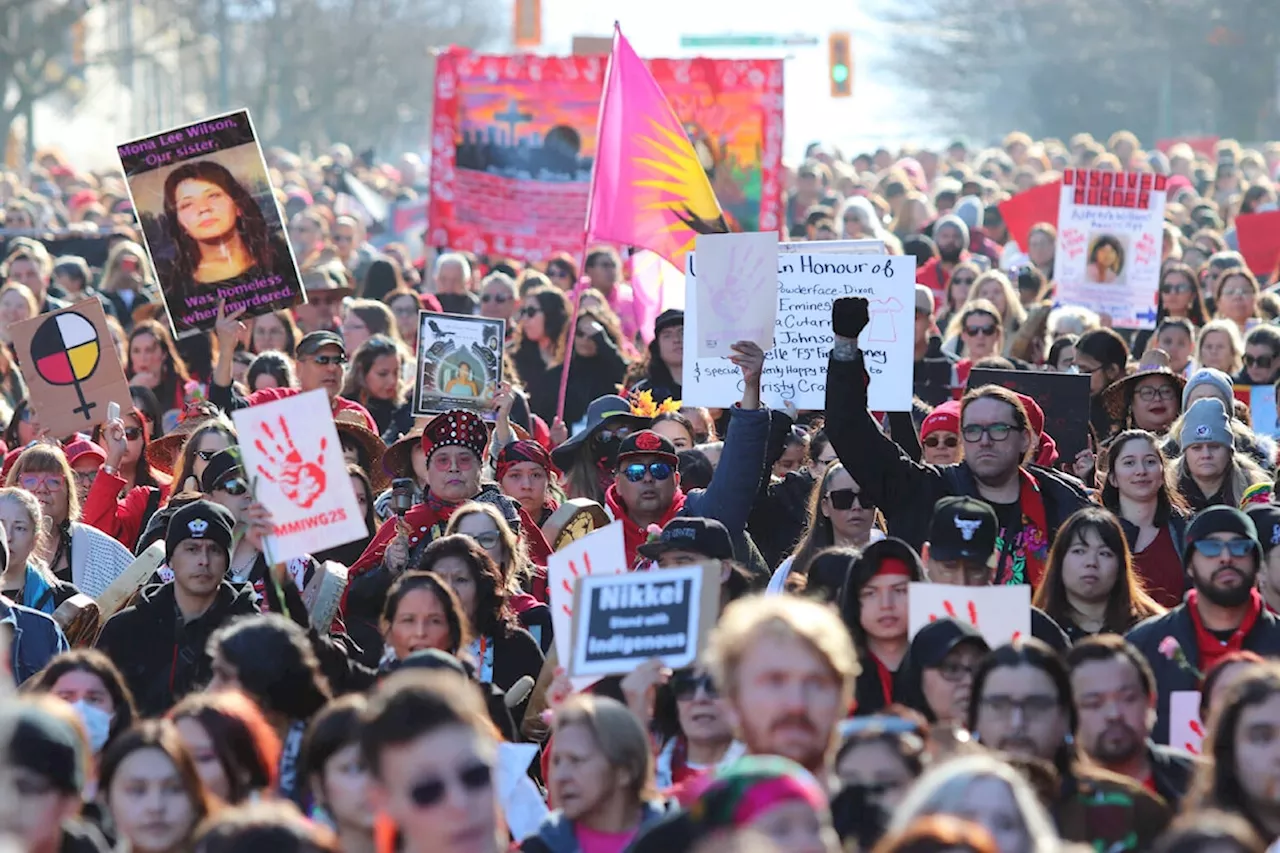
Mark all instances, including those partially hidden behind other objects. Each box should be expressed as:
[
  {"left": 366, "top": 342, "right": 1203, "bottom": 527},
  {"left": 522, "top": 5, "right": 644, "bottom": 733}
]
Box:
[
  {"left": 1246, "top": 505, "right": 1280, "bottom": 554},
  {"left": 199, "top": 446, "right": 245, "bottom": 494},
  {"left": 637, "top": 517, "right": 734, "bottom": 562},
  {"left": 297, "top": 330, "right": 346, "bottom": 357},
  {"left": 928, "top": 496, "right": 998, "bottom": 562},
  {"left": 616, "top": 430, "right": 679, "bottom": 467},
  {"left": 909, "top": 617, "right": 990, "bottom": 669}
]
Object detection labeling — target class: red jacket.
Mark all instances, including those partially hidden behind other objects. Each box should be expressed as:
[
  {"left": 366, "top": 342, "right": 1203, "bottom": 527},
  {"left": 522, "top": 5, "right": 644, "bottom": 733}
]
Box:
[{"left": 80, "top": 468, "right": 173, "bottom": 552}]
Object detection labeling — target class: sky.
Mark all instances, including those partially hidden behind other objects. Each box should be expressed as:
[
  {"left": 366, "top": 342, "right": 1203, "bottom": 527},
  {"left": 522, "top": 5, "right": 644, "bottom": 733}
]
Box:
[{"left": 535, "top": 0, "right": 948, "bottom": 163}]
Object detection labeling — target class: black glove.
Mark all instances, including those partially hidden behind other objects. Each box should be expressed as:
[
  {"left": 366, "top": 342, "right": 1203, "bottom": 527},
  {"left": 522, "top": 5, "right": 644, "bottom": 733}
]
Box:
[{"left": 832, "top": 297, "right": 869, "bottom": 339}]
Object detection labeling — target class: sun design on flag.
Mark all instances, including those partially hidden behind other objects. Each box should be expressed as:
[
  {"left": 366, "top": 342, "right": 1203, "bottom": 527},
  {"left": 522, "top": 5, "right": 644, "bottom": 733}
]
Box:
[{"left": 632, "top": 117, "right": 728, "bottom": 256}]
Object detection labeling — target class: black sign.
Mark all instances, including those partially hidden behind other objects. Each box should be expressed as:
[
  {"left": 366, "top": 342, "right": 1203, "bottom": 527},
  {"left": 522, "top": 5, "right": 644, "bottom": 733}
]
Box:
[{"left": 967, "top": 368, "right": 1093, "bottom": 464}]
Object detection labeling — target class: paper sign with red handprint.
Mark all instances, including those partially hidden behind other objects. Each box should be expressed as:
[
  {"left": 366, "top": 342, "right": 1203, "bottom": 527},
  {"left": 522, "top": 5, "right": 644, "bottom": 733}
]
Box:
[
  {"left": 692, "top": 231, "right": 778, "bottom": 359},
  {"left": 907, "top": 583, "right": 1031, "bottom": 648},
  {"left": 1168, "top": 690, "right": 1204, "bottom": 754},
  {"left": 231, "top": 389, "right": 367, "bottom": 563},
  {"left": 547, "top": 521, "right": 628, "bottom": 691}
]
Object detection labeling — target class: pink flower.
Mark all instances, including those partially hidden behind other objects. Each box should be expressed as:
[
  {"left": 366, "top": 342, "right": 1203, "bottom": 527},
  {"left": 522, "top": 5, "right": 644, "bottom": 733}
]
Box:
[
  {"left": 645, "top": 524, "right": 663, "bottom": 542},
  {"left": 1158, "top": 636, "right": 1181, "bottom": 660}
]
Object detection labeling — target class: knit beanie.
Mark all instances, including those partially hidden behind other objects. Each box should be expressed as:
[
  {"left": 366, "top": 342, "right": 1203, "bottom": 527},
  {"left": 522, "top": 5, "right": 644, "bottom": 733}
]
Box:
[
  {"left": 933, "top": 213, "right": 970, "bottom": 246},
  {"left": 1180, "top": 397, "right": 1232, "bottom": 450},
  {"left": 1182, "top": 367, "right": 1234, "bottom": 413},
  {"left": 1185, "top": 505, "right": 1260, "bottom": 566},
  {"left": 165, "top": 499, "right": 235, "bottom": 564}
]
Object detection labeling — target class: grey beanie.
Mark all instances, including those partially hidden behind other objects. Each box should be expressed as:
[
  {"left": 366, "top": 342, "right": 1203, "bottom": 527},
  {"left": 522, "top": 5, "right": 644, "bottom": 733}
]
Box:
[
  {"left": 1182, "top": 367, "right": 1234, "bottom": 413},
  {"left": 1180, "top": 397, "right": 1233, "bottom": 449},
  {"left": 934, "top": 213, "right": 970, "bottom": 246},
  {"left": 954, "top": 195, "right": 984, "bottom": 231}
]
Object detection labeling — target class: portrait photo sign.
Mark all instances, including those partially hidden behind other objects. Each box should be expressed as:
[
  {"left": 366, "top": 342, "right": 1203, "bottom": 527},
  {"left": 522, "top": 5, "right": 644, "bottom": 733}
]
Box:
[
  {"left": 117, "top": 109, "right": 306, "bottom": 337},
  {"left": 413, "top": 311, "right": 504, "bottom": 417},
  {"left": 11, "top": 300, "right": 132, "bottom": 439},
  {"left": 232, "top": 390, "right": 367, "bottom": 563}
]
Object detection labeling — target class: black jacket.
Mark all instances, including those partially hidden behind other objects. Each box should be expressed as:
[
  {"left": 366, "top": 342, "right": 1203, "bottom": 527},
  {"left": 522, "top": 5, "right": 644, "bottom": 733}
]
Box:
[
  {"left": 1126, "top": 603, "right": 1280, "bottom": 744},
  {"left": 1147, "top": 741, "right": 1199, "bottom": 808},
  {"left": 550, "top": 331, "right": 630, "bottom": 427},
  {"left": 95, "top": 580, "right": 259, "bottom": 716},
  {"left": 824, "top": 350, "right": 1091, "bottom": 554}
]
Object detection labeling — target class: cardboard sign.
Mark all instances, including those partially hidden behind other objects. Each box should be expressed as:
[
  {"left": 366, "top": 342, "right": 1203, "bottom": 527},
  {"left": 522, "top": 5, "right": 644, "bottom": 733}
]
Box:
[
  {"left": 1235, "top": 210, "right": 1280, "bottom": 278},
  {"left": 116, "top": 109, "right": 305, "bottom": 337},
  {"left": 232, "top": 390, "right": 367, "bottom": 563},
  {"left": 968, "top": 368, "right": 1093, "bottom": 463},
  {"left": 684, "top": 249, "right": 916, "bottom": 412},
  {"left": 11, "top": 300, "right": 132, "bottom": 439},
  {"left": 1054, "top": 169, "right": 1168, "bottom": 329},
  {"left": 547, "top": 521, "right": 628, "bottom": 690},
  {"left": 412, "top": 311, "right": 504, "bottom": 418},
  {"left": 998, "top": 180, "right": 1061, "bottom": 252},
  {"left": 693, "top": 232, "right": 778, "bottom": 358},
  {"left": 907, "top": 583, "right": 1031, "bottom": 648},
  {"left": 569, "top": 564, "right": 718, "bottom": 678},
  {"left": 1168, "top": 690, "right": 1204, "bottom": 754},
  {"left": 1235, "top": 384, "right": 1280, "bottom": 438}
]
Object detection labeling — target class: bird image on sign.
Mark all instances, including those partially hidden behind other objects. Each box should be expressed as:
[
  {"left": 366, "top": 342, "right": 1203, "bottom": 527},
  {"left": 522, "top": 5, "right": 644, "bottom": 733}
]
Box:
[{"left": 30, "top": 312, "right": 101, "bottom": 421}]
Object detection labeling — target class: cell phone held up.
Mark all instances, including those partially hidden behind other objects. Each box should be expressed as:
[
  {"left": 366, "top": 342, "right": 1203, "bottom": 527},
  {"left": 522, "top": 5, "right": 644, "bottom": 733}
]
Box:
[{"left": 391, "top": 478, "right": 415, "bottom": 517}]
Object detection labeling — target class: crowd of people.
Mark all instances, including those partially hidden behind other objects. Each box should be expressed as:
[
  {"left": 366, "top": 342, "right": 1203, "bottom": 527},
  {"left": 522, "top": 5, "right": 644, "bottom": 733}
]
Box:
[{"left": 0, "top": 128, "right": 1279, "bottom": 853}]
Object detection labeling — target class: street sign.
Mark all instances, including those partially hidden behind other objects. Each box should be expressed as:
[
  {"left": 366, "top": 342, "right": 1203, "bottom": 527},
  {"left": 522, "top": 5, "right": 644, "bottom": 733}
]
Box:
[{"left": 680, "top": 34, "right": 820, "bottom": 49}]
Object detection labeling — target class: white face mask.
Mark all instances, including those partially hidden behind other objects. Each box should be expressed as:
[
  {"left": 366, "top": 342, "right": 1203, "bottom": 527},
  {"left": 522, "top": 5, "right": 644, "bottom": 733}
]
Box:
[{"left": 71, "top": 700, "right": 113, "bottom": 753}]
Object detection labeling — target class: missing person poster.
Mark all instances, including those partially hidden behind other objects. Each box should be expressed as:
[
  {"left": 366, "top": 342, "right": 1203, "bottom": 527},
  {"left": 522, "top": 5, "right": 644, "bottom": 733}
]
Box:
[
  {"left": 569, "top": 564, "right": 718, "bottom": 678},
  {"left": 413, "top": 311, "right": 504, "bottom": 417},
  {"left": 117, "top": 109, "right": 306, "bottom": 337}
]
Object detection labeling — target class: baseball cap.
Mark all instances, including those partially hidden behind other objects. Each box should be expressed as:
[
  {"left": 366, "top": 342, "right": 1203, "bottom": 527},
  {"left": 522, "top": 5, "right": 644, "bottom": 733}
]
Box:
[
  {"left": 928, "top": 496, "right": 998, "bottom": 562},
  {"left": 637, "top": 517, "right": 734, "bottom": 562},
  {"left": 63, "top": 436, "right": 107, "bottom": 467},
  {"left": 915, "top": 284, "right": 935, "bottom": 314},
  {"left": 297, "top": 330, "right": 346, "bottom": 357},
  {"left": 616, "top": 430, "right": 679, "bottom": 467},
  {"left": 1, "top": 702, "right": 86, "bottom": 794},
  {"left": 1246, "top": 505, "right": 1280, "bottom": 554},
  {"left": 199, "top": 446, "right": 245, "bottom": 494},
  {"left": 909, "top": 617, "right": 990, "bottom": 669}
]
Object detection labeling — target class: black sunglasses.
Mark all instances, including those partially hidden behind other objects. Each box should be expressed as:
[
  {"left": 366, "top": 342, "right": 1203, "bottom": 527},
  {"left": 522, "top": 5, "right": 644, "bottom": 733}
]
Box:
[
  {"left": 408, "top": 763, "right": 492, "bottom": 808},
  {"left": 672, "top": 672, "right": 718, "bottom": 701},
  {"left": 622, "top": 462, "right": 673, "bottom": 483},
  {"left": 1245, "top": 354, "right": 1274, "bottom": 370},
  {"left": 481, "top": 293, "right": 510, "bottom": 303},
  {"left": 309, "top": 354, "right": 348, "bottom": 366},
  {"left": 123, "top": 427, "right": 144, "bottom": 441},
  {"left": 520, "top": 306, "right": 541, "bottom": 318},
  {"left": 214, "top": 476, "right": 248, "bottom": 496},
  {"left": 195, "top": 449, "right": 220, "bottom": 461},
  {"left": 828, "top": 488, "right": 873, "bottom": 511},
  {"left": 923, "top": 435, "right": 959, "bottom": 449}
]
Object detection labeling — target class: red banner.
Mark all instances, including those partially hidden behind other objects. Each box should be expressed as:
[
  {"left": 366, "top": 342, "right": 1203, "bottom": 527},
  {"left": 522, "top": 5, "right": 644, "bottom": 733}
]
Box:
[{"left": 428, "top": 49, "right": 784, "bottom": 262}]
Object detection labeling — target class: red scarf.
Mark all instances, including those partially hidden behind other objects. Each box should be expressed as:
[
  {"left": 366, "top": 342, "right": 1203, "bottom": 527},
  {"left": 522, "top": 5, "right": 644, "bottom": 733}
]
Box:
[
  {"left": 872, "top": 654, "right": 894, "bottom": 705},
  {"left": 994, "top": 469, "right": 1050, "bottom": 588},
  {"left": 605, "top": 483, "right": 688, "bottom": 568},
  {"left": 1187, "top": 587, "right": 1263, "bottom": 677}
]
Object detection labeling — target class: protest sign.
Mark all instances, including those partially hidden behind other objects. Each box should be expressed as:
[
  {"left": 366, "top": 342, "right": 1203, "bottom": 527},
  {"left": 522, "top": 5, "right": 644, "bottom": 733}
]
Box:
[
  {"left": 496, "top": 743, "right": 548, "bottom": 842},
  {"left": 684, "top": 251, "right": 916, "bottom": 411},
  {"left": 907, "top": 583, "right": 1031, "bottom": 648},
  {"left": 1234, "top": 385, "right": 1280, "bottom": 438},
  {"left": 1054, "top": 170, "right": 1168, "bottom": 329},
  {"left": 693, "top": 232, "right": 778, "bottom": 358},
  {"left": 997, "top": 180, "right": 1061, "bottom": 252},
  {"left": 232, "top": 390, "right": 367, "bottom": 563},
  {"left": 969, "top": 368, "right": 1093, "bottom": 463},
  {"left": 569, "top": 564, "right": 718, "bottom": 678},
  {"left": 412, "top": 312, "right": 504, "bottom": 417},
  {"left": 117, "top": 109, "right": 305, "bottom": 337},
  {"left": 10, "top": 300, "right": 131, "bottom": 439},
  {"left": 428, "top": 50, "right": 783, "bottom": 261},
  {"left": 547, "top": 521, "right": 628, "bottom": 690},
  {"left": 1235, "top": 210, "right": 1280, "bottom": 277},
  {"left": 1168, "top": 691, "right": 1204, "bottom": 753}
]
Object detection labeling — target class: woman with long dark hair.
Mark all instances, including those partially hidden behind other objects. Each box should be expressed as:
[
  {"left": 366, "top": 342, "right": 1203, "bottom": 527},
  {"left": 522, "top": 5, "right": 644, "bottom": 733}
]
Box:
[
  {"left": 250, "top": 309, "right": 301, "bottom": 357},
  {"left": 1031, "top": 507, "right": 1165, "bottom": 642},
  {"left": 128, "top": 319, "right": 192, "bottom": 419},
  {"left": 624, "top": 309, "right": 683, "bottom": 405},
  {"left": 509, "top": 284, "right": 571, "bottom": 422},
  {"left": 26, "top": 648, "right": 138, "bottom": 758},
  {"left": 300, "top": 695, "right": 375, "bottom": 852},
  {"left": 839, "top": 539, "right": 921, "bottom": 715},
  {"left": 376, "top": 570, "right": 470, "bottom": 667},
  {"left": 101, "top": 719, "right": 212, "bottom": 853},
  {"left": 768, "top": 462, "right": 883, "bottom": 592},
  {"left": 339, "top": 335, "right": 412, "bottom": 440},
  {"left": 552, "top": 303, "right": 632, "bottom": 427},
  {"left": 169, "top": 690, "right": 282, "bottom": 804}
]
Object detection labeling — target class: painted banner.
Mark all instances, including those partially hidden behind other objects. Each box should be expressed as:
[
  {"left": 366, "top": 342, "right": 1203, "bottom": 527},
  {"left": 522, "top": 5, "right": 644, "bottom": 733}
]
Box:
[
  {"left": 117, "top": 109, "right": 305, "bottom": 337},
  {"left": 1054, "top": 169, "right": 1168, "bottom": 329},
  {"left": 412, "top": 312, "right": 504, "bottom": 418},
  {"left": 683, "top": 249, "right": 915, "bottom": 411},
  {"left": 428, "top": 49, "right": 784, "bottom": 262},
  {"left": 693, "top": 232, "right": 778, "bottom": 358},
  {"left": 11, "top": 300, "right": 132, "bottom": 439},
  {"left": 907, "top": 583, "right": 1031, "bottom": 648},
  {"left": 232, "top": 390, "right": 367, "bottom": 563}
]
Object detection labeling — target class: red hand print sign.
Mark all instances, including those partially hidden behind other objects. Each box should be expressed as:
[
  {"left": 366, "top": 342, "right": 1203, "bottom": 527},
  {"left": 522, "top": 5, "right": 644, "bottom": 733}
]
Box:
[
  {"left": 253, "top": 415, "right": 328, "bottom": 509},
  {"left": 1168, "top": 690, "right": 1203, "bottom": 755},
  {"left": 547, "top": 521, "right": 627, "bottom": 687},
  {"left": 908, "top": 583, "right": 1031, "bottom": 647}
]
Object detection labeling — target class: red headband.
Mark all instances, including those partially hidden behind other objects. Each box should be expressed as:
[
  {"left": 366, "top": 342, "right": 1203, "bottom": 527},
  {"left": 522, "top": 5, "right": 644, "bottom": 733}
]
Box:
[
  {"left": 496, "top": 439, "right": 559, "bottom": 481},
  {"left": 875, "top": 557, "right": 912, "bottom": 579}
]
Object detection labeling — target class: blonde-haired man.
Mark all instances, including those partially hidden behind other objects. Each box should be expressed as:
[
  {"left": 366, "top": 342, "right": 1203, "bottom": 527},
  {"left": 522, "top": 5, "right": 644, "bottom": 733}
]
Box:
[{"left": 705, "top": 594, "right": 858, "bottom": 784}]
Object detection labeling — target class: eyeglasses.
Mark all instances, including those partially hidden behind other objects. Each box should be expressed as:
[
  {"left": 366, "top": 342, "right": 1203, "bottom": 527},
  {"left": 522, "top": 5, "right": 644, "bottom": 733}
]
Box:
[
  {"left": 1134, "top": 384, "right": 1178, "bottom": 402},
  {"left": 1245, "top": 354, "right": 1275, "bottom": 370},
  {"left": 1192, "top": 538, "right": 1257, "bottom": 558},
  {"left": 19, "top": 473, "right": 64, "bottom": 491},
  {"left": 672, "top": 672, "right": 718, "bottom": 701},
  {"left": 72, "top": 470, "right": 97, "bottom": 488},
  {"left": 122, "top": 427, "right": 144, "bottom": 441},
  {"left": 407, "top": 762, "right": 493, "bottom": 809},
  {"left": 961, "top": 423, "right": 1017, "bottom": 442},
  {"left": 1160, "top": 282, "right": 1193, "bottom": 294},
  {"left": 979, "top": 694, "right": 1059, "bottom": 719},
  {"left": 597, "top": 427, "right": 632, "bottom": 444},
  {"left": 827, "top": 488, "right": 873, "bottom": 511},
  {"left": 622, "top": 462, "right": 673, "bottom": 483},
  {"left": 308, "top": 354, "right": 348, "bottom": 366},
  {"left": 520, "top": 306, "right": 541, "bottom": 318},
  {"left": 932, "top": 661, "right": 977, "bottom": 683},
  {"left": 481, "top": 293, "right": 510, "bottom": 304},
  {"left": 964, "top": 324, "right": 998, "bottom": 337},
  {"left": 923, "top": 435, "right": 959, "bottom": 449},
  {"left": 214, "top": 476, "right": 249, "bottom": 496},
  {"left": 693, "top": 432, "right": 710, "bottom": 445},
  {"left": 1221, "top": 287, "right": 1253, "bottom": 298},
  {"left": 951, "top": 276, "right": 976, "bottom": 287},
  {"left": 469, "top": 530, "right": 501, "bottom": 549},
  {"left": 195, "top": 449, "right": 221, "bottom": 461}
]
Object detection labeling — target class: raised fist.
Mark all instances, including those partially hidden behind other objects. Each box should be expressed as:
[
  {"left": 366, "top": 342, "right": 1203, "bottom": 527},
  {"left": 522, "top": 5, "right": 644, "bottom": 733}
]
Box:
[{"left": 832, "top": 297, "right": 870, "bottom": 340}]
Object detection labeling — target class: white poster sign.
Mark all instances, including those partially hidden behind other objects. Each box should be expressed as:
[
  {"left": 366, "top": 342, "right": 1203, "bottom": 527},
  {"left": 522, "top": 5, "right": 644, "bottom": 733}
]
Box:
[
  {"left": 907, "top": 583, "right": 1031, "bottom": 648},
  {"left": 547, "top": 521, "right": 628, "bottom": 689},
  {"left": 693, "top": 232, "right": 778, "bottom": 358},
  {"left": 232, "top": 390, "right": 367, "bottom": 563},
  {"left": 684, "top": 251, "right": 916, "bottom": 411},
  {"left": 1168, "top": 690, "right": 1204, "bottom": 754},
  {"left": 1054, "top": 169, "right": 1168, "bottom": 329}
]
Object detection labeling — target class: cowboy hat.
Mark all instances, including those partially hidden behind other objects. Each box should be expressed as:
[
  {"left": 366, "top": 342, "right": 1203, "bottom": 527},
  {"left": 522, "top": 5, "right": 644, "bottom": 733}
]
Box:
[{"left": 334, "top": 410, "right": 389, "bottom": 491}]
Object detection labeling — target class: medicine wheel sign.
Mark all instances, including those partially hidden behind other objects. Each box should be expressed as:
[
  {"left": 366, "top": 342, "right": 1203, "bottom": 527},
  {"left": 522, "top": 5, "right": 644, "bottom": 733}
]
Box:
[{"left": 30, "top": 311, "right": 101, "bottom": 420}]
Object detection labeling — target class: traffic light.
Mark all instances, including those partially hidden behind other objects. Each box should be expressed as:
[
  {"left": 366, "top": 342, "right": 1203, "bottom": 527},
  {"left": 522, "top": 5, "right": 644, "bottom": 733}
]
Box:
[{"left": 829, "top": 32, "right": 852, "bottom": 98}]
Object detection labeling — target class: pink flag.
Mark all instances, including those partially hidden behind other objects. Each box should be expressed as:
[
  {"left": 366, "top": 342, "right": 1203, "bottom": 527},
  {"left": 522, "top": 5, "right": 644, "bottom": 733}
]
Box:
[{"left": 584, "top": 25, "right": 726, "bottom": 278}]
